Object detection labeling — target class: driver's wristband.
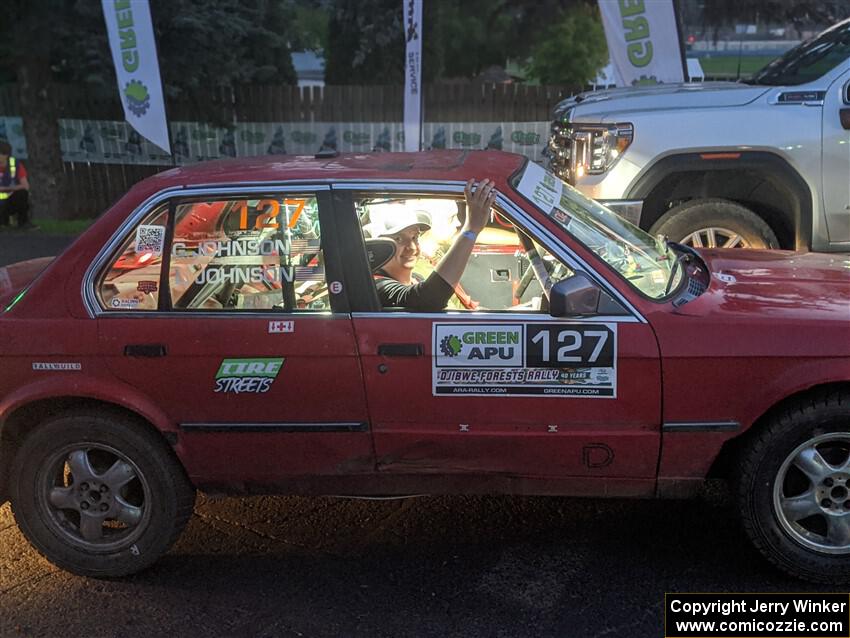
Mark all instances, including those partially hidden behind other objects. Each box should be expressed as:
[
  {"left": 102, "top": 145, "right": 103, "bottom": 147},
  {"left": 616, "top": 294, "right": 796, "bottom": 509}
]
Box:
[{"left": 461, "top": 230, "right": 479, "bottom": 242}]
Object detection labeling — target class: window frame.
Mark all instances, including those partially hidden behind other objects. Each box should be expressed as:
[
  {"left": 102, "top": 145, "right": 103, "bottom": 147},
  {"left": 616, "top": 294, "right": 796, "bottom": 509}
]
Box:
[
  {"left": 85, "top": 184, "right": 347, "bottom": 317},
  {"left": 330, "top": 181, "right": 646, "bottom": 322}
]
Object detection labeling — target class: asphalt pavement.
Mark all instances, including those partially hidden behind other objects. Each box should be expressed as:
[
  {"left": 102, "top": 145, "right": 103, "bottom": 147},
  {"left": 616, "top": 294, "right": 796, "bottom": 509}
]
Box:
[
  {"left": 0, "top": 232, "right": 76, "bottom": 268},
  {"left": 0, "top": 487, "right": 830, "bottom": 638}
]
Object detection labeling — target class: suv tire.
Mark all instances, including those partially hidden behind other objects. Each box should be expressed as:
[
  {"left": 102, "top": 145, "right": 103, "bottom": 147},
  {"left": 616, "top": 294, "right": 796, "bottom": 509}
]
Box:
[
  {"left": 649, "top": 199, "right": 779, "bottom": 249},
  {"left": 10, "top": 411, "right": 195, "bottom": 578}
]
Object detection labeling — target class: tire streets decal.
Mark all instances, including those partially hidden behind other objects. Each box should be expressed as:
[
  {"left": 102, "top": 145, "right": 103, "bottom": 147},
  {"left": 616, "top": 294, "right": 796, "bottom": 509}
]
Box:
[
  {"left": 214, "top": 357, "right": 284, "bottom": 394},
  {"left": 433, "top": 323, "right": 616, "bottom": 397}
]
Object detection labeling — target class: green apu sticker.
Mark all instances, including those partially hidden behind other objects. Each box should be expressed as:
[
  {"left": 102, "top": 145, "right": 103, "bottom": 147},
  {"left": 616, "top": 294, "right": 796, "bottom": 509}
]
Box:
[{"left": 214, "top": 357, "right": 284, "bottom": 394}]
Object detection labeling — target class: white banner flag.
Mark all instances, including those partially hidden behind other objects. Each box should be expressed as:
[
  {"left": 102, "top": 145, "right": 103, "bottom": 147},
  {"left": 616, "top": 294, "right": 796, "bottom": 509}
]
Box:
[
  {"left": 598, "top": 0, "right": 685, "bottom": 86},
  {"left": 102, "top": 0, "right": 170, "bottom": 154},
  {"left": 403, "top": 0, "right": 423, "bottom": 152}
]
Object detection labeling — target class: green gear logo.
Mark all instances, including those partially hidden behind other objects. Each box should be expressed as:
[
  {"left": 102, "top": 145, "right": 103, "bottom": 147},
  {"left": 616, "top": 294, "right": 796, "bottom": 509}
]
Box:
[
  {"left": 631, "top": 74, "right": 659, "bottom": 87},
  {"left": 124, "top": 80, "right": 151, "bottom": 117},
  {"left": 440, "top": 334, "right": 463, "bottom": 357}
]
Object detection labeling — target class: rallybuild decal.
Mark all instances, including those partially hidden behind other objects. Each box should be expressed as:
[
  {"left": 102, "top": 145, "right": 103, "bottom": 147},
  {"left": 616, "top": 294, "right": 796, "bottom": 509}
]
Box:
[
  {"left": 32, "top": 362, "right": 82, "bottom": 371},
  {"left": 214, "top": 357, "right": 284, "bottom": 394},
  {"left": 433, "top": 323, "right": 616, "bottom": 397}
]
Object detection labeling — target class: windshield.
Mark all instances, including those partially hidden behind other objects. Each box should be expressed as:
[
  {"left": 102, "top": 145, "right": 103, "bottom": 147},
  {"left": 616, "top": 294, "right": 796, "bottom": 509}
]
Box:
[
  {"left": 511, "top": 161, "right": 677, "bottom": 299},
  {"left": 748, "top": 19, "right": 850, "bottom": 86}
]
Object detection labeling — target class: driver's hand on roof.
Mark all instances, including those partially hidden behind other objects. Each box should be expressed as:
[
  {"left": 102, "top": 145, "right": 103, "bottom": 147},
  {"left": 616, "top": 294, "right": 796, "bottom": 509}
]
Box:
[{"left": 463, "top": 179, "right": 495, "bottom": 235}]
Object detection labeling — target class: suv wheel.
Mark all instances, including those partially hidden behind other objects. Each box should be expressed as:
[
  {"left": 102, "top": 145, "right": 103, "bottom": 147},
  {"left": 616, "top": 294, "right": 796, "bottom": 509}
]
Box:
[
  {"left": 649, "top": 199, "right": 778, "bottom": 249},
  {"left": 737, "top": 391, "right": 850, "bottom": 583},
  {"left": 10, "top": 411, "right": 195, "bottom": 578}
]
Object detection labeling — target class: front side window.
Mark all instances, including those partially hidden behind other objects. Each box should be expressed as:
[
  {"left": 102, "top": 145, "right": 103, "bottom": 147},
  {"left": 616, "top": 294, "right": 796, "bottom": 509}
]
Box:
[
  {"left": 97, "top": 194, "right": 327, "bottom": 312},
  {"left": 356, "top": 195, "right": 573, "bottom": 312}
]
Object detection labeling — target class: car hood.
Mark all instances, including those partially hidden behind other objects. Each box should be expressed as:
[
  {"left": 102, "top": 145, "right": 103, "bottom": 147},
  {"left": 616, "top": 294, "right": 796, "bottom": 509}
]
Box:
[
  {"left": 687, "top": 249, "right": 850, "bottom": 321},
  {"left": 0, "top": 257, "right": 55, "bottom": 309},
  {"left": 554, "top": 82, "right": 771, "bottom": 121}
]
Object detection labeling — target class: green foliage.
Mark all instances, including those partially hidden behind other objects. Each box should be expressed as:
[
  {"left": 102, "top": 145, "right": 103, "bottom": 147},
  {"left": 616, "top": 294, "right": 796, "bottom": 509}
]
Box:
[
  {"left": 0, "top": 0, "right": 299, "bottom": 93},
  {"left": 524, "top": 5, "right": 608, "bottom": 86},
  {"left": 290, "top": 2, "right": 331, "bottom": 52},
  {"left": 428, "top": 1, "right": 518, "bottom": 79},
  {"left": 325, "top": 0, "right": 531, "bottom": 84},
  {"left": 324, "top": 0, "right": 609, "bottom": 84},
  {"left": 325, "top": 0, "right": 405, "bottom": 84}
]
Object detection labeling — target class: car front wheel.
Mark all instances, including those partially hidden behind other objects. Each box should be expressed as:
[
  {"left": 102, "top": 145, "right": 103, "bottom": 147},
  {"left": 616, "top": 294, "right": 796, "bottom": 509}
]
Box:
[
  {"left": 737, "top": 391, "right": 850, "bottom": 583},
  {"left": 10, "top": 411, "right": 195, "bottom": 578},
  {"left": 649, "top": 199, "right": 779, "bottom": 249}
]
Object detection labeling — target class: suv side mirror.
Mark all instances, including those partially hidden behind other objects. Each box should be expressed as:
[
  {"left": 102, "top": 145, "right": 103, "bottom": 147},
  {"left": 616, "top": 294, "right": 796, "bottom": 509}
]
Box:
[{"left": 549, "top": 273, "right": 601, "bottom": 317}]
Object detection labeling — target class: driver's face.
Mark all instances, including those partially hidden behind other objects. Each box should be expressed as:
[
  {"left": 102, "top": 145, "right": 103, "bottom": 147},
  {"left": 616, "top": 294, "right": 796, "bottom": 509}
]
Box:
[{"left": 386, "top": 226, "right": 422, "bottom": 271}]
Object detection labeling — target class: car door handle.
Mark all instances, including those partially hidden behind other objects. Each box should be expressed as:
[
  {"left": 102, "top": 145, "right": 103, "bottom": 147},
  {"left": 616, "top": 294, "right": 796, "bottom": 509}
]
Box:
[
  {"left": 124, "top": 344, "right": 167, "bottom": 357},
  {"left": 378, "top": 343, "right": 423, "bottom": 357}
]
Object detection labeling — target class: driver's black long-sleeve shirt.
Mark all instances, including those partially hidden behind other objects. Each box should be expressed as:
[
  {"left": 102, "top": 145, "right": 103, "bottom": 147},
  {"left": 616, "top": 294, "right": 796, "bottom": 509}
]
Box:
[{"left": 374, "top": 270, "right": 454, "bottom": 311}]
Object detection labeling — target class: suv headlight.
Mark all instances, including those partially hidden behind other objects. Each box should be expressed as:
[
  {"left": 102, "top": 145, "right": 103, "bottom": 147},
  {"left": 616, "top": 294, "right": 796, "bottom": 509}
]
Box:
[{"left": 547, "top": 122, "right": 633, "bottom": 183}]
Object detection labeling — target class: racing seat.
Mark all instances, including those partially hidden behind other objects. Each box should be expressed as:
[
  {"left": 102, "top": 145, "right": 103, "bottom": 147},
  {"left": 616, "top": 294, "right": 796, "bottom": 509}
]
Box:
[{"left": 365, "top": 238, "right": 396, "bottom": 272}]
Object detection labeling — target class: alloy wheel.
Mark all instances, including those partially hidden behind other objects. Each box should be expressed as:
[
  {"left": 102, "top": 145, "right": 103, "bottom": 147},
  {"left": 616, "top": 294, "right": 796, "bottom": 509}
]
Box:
[
  {"left": 681, "top": 226, "right": 748, "bottom": 249},
  {"left": 36, "top": 444, "right": 152, "bottom": 552},
  {"left": 773, "top": 433, "right": 850, "bottom": 555}
]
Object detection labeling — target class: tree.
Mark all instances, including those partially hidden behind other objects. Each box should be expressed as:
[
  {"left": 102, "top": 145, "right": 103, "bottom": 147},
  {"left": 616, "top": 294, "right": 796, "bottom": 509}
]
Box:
[
  {"left": 49, "top": 0, "right": 298, "bottom": 94},
  {"left": 2, "top": 0, "right": 72, "bottom": 222},
  {"left": 324, "top": 0, "right": 605, "bottom": 83},
  {"left": 524, "top": 5, "right": 608, "bottom": 86},
  {"left": 324, "top": 0, "right": 405, "bottom": 84},
  {"left": 0, "top": 0, "right": 300, "bottom": 220}
]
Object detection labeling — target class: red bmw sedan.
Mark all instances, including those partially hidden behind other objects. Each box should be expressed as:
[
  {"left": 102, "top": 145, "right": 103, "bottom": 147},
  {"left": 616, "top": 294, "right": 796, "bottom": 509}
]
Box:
[{"left": 1, "top": 150, "right": 848, "bottom": 582}]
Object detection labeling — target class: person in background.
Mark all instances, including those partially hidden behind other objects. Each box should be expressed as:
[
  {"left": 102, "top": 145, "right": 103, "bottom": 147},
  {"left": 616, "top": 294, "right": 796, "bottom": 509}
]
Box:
[
  {"left": 372, "top": 179, "right": 494, "bottom": 311},
  {"left": 0, "top": 140, "right": 34, "bottom": 229}
]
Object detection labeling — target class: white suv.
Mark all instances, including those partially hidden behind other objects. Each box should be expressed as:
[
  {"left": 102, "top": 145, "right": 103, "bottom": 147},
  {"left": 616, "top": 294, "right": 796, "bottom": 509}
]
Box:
[{"left": 547, "top": 19, "right": 850, "bottom": 251}]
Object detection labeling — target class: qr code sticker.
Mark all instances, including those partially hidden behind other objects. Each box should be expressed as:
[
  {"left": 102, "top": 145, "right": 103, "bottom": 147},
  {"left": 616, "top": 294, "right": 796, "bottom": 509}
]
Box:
[{"left": 135, "top": 225, "right": 165, "bottom": 256}]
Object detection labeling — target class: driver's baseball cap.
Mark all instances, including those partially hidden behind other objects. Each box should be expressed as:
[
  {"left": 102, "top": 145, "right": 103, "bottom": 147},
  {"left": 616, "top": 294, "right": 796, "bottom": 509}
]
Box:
[{"left": 367, "top": 207, "right": 431, "bottom": 238}]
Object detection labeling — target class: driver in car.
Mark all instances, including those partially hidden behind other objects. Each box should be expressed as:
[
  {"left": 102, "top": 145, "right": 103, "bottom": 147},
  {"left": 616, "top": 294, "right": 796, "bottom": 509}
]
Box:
[{"left": 371, "top": 179, "right": 495, "bottom": 311}]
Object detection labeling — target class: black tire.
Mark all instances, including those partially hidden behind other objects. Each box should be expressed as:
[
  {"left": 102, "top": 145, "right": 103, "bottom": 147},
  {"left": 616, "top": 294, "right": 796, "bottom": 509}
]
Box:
[
  {"left": 649, "top": 198, "right": 779, "bottom": 249},
  {"left": 10, "top": 411, "right": 195, "bottom": 578},
  {"left": 737, "top": 390, "right": 850, "bottom": 583}
]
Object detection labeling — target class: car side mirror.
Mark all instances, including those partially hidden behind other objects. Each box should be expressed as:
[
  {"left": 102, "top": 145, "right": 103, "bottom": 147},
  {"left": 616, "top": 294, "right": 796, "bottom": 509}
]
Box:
[{"left": 549, "top": 273, "right": 601, "bottom": 317}]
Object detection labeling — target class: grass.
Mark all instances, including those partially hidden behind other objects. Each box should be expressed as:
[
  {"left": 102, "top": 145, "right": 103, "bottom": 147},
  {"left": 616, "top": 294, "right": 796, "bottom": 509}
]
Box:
[
  {"left": 697, "top": 55, "right": 776, "bottom": 78},
  {"left": 0, "top": 218, "right": 95, "bottom": 235}
]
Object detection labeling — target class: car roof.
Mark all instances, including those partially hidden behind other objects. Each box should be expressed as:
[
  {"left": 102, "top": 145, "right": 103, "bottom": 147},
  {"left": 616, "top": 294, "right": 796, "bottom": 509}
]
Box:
[{"left": 140, "top": 150, "right": 527, "bottom": 192}]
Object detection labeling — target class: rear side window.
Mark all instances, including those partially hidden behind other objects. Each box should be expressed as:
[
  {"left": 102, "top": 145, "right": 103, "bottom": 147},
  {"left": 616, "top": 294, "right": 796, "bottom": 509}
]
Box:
[
  {"left": 98, "top": 205, "right": 168, "bottom": 311},
  {"left": 97, "top": 194, "right": 327, "bottom": 312},
  {"left": 169, "top": 196, "right": 325, "bottom": 311}
]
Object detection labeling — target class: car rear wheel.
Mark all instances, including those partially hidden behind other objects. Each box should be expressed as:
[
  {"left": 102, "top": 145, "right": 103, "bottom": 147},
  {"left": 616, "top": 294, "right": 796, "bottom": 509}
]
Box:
[
  {"left": 737, "top": 391, "right": 850, "bottom": 583},
  {"left": 10, "top": 411, "right": 195, "bottom": 578},
  {"left": 649, "top": 199, "right": 779, "bottom": 249}
]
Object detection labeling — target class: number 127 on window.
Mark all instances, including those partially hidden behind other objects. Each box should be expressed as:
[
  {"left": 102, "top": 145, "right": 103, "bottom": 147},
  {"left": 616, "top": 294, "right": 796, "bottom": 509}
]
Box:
[{"left": 238, "top": 199, "right": 306, "bottom": 230}]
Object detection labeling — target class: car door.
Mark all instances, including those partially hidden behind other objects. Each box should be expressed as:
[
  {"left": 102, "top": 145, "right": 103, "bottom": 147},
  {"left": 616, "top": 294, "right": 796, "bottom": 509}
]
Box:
[
  {"left": 823, "top": 68, "right": 850, "bottom": 245},
  {"left": 93, "top": 186, "right": 374, "bottom": 484},
  {"left": 336, "top": 183, "right": 662, "bottom": 483}
]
